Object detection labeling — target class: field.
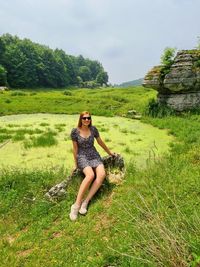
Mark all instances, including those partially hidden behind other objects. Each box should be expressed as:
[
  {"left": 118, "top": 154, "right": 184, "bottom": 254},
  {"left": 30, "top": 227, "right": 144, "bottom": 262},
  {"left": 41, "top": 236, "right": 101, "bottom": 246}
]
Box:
[{"left": 0, "top": 86, "right": 200, "bottom": 267}]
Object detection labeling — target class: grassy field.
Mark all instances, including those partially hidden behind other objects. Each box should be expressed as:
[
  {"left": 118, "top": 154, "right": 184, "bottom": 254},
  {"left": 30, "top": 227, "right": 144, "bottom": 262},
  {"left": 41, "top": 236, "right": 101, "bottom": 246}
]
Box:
[
  {"left": 0, "top": 86, "right": 155, "bottom": 116},
  {"left": 0, "top": 86, "right": 200, "bottom": 267}
]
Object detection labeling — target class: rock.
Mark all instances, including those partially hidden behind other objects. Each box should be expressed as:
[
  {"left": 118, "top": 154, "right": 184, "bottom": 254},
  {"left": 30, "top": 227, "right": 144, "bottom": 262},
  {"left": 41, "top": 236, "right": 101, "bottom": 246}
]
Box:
[
  {"left": 142, "top": 66, "right": 163, "bottom": 91},
  {"left": 143, "top": 49, "right": 200, "bottom": 110},
  {"left": 127, "top": 110, "right": 137, "bottom": 115},
  {"left": 158, "top": 91, "right": 200, "bottom": 111},
  {"left": 127, "top": 110, "right": 142, "bottom": 119},
  {"left": 45, "top": 154, "right": 125, "bottom": 201},
  {"left": 0, "top": 86, "right": 8, "bottom": 91}
]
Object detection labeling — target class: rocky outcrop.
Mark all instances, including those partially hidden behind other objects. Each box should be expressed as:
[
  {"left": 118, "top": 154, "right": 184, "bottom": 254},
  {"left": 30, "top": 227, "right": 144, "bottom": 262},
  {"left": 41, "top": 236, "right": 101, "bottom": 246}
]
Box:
[{"left": 143, "top": 50, "right": 200, "bottom": 110}]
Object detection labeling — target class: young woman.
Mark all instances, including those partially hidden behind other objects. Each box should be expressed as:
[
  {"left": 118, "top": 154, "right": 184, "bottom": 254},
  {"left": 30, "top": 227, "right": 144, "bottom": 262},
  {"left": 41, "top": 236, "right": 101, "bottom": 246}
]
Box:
[{"left": 69, "top": 111, "right": 116, "bottom": 221}]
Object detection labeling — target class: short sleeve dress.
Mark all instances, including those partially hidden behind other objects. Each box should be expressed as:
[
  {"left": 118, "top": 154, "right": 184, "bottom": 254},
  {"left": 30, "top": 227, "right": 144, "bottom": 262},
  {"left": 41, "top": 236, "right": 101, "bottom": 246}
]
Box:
[{"left": 70, "top": 125, "right": 103, "bottom": 170}]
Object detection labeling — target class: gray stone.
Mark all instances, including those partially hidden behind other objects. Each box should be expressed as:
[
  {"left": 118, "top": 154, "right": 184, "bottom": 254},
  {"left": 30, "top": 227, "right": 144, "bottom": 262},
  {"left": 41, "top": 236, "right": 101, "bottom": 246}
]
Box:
[
  {"left": 158, "top": 91, "right": 200, "bottom": 111},
  {"left": 143, "top": 49, "right": 200, "bottom": 110}
]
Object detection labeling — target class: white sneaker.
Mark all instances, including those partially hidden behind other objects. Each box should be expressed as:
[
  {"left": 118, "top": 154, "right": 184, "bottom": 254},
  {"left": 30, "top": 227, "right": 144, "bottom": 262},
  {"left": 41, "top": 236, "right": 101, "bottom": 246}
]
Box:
[
  {"left": 79, "top": 200, "right": 89, "bottom": 215},
  {"left": 69, "top": 203, "right": 80, "bottom": 221}
]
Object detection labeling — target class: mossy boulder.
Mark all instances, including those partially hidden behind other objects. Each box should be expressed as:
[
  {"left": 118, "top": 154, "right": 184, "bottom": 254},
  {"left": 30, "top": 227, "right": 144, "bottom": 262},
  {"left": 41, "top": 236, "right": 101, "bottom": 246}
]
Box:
[{"left": 143, "top": 50, "right": 200, "bottom": 110}]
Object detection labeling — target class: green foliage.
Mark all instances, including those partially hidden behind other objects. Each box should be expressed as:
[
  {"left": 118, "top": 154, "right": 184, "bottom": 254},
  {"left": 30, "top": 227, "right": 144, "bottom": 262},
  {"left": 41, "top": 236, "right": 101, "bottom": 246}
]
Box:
[
  {"left": 63, "top": 90, "right": 72, "bottom": 96},
  {"left": 0, "top": 86, "right": 156, "bottom": 116},
  {"left": 24, "top": 131, "right": 58, "bottom": 148},
  {"left": 160, "top": 47, "right": 176, "bottom": 67},
  {"left": 82, "top": 80, "right": 100, "bottom": 88},
  {"left": 159, "top": 47, "right": 177, "bottom": 83},
  {"left": 0, "top": 64, "right": 7, "bottom": 86},
  {"left": 10, "top": 90, "right": 27, "bottom": 96},
  {"left": 0, "top": 33, "right": 108, "bottom": 88},
  {"left": 145, "top": 98, "right": 175, "bottom": 117},
  {"left": 96, "top": 70, "right": 109, "bottom": 85},
  {"left": 1, "top": 88, "right": 200, "bottom": 266},
  {"left": 78, "top": 66, "right": 91, "bottom": 82},
  {"left": 194, "top": 59, "right": 200, "bottom": 68}
]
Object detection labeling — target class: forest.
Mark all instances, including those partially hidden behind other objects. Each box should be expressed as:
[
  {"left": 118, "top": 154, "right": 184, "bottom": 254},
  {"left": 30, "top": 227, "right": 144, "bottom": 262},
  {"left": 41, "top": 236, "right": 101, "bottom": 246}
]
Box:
[{"left": 0, "top": 34, "right": 108, "bottom": 89}]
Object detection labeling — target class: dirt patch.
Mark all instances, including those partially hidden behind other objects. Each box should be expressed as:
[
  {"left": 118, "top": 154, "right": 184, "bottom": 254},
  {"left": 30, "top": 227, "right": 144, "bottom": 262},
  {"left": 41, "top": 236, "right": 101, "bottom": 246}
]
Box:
[{"left": 17, "top": 248, "right": 33, "bottom": 257}]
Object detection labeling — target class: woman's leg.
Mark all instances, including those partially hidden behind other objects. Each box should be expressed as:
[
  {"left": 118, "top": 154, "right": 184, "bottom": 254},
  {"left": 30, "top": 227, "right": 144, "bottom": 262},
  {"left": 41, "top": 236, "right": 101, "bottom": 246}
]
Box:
[
  {"left": 74, "top": 166, "right": 95, "bottom": 206},
  {"left": 84, "top": 164, "right": 106, "bottom": 203}
]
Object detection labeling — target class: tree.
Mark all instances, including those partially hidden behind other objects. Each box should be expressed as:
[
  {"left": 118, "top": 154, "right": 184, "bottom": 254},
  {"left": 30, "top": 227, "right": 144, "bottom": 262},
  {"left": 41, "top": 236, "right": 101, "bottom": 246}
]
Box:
[
  {"left": 0, "top": 65, "right": 7, "bottom": 86},
  {"left": 96, "top": 71, "right": 108, "bottom": 86},
  {"left": 79, "top": 66, "right": 91, "bottom": 82},
  {"left": 160, "top": 47, "right": 176, "bottom": 67},
  {"left": 0, "top": 33, "right": 109, "bottom": 88}
]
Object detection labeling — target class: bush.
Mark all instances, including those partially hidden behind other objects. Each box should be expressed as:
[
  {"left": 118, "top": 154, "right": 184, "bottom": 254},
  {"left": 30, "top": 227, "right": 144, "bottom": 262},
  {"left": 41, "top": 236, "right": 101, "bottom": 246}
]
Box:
[
  {"left": 63, "top": 90, "right": 72, "bottom": 96},
  {"left": 82, "top": 80, "right": 101, "bottom": 89},
  {"left": 10, "top": 91, "right": 27, "bottom": 96},
  {"left": 160, "top": 47, "right": 176, "bottom": 67},
  {"left": 145, "top": 98, "right": 175, "bottom": 117}
]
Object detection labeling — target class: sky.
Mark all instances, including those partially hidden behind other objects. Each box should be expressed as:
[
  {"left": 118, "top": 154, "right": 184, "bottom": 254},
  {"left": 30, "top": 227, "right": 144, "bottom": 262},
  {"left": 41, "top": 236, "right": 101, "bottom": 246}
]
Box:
[{"left": 0, "top": 0, "right": 200, "bottom": 84}]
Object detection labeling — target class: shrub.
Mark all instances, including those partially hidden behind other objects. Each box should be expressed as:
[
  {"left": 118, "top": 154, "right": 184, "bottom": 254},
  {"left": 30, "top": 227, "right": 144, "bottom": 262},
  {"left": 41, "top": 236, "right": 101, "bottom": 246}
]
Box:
[
  {"left": 63, "top": 90, "right": 72, "bottom": 96},
  {"left": 145, "top": 98, "right": 175, "bottom": 118},
  {"left": 160, "top": 47, "right": 176, "bottom": 67},
  {"left": 82, "top": 80, "right": 101, "bottom": 89},
  {"left": 10, "top": 91, "right": 26, "bottom": 96}
]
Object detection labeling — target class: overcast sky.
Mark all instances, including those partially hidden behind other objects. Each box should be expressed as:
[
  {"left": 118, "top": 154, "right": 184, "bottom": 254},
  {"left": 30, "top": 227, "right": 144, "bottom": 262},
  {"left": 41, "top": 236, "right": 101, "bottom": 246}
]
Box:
[{"left": 0, "top": 0, "right": 200, "bottom": 84}]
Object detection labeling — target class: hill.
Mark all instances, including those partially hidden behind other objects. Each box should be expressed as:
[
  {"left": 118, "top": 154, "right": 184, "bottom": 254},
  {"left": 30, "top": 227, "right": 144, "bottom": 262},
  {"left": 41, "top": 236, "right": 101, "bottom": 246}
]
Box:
[{"left": 117, "top": 78, "right": 143, "bottom": 87}]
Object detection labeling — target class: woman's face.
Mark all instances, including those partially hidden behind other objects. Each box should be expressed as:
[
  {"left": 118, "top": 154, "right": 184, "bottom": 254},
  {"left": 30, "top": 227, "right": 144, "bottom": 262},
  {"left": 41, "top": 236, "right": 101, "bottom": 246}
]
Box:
[{"left": 81, "top": 114, "right": 91, "bottom": 126}]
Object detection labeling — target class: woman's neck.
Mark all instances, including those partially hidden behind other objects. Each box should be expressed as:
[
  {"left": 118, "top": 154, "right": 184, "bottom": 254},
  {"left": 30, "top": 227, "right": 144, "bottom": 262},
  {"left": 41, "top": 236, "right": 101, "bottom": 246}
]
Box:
[{"left": 81, "top": 125, "right": 89, "bottom": 130}]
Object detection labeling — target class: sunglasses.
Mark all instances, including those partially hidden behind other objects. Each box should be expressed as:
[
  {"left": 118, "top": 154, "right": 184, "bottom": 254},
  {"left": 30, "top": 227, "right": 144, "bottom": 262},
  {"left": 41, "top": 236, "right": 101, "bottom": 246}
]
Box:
[{"left": 82, "top": 116, "right": 91, "bottom": 120}]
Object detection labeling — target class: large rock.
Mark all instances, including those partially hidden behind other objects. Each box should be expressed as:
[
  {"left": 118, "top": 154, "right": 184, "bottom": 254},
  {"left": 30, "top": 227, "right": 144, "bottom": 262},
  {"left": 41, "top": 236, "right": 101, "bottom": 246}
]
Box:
[
  {"left": 143, "top": 50, "right": 200, "bottom": 110},
  {"left": 45, "top": 154, "right": 125, "bottom": 201}
]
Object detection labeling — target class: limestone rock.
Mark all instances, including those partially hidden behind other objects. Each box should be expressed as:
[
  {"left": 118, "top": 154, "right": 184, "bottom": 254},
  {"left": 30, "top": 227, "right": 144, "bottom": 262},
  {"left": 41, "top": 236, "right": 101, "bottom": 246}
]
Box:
[{"left": 143, "top": 49, "right": 200, "bottom": 110}]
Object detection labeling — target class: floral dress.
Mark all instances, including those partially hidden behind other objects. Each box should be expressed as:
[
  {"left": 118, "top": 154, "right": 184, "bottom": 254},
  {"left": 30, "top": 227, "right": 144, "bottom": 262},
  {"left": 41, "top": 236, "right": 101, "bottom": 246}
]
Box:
[{"left": 70, "top": 126, "right": 103, "bottom": 170}]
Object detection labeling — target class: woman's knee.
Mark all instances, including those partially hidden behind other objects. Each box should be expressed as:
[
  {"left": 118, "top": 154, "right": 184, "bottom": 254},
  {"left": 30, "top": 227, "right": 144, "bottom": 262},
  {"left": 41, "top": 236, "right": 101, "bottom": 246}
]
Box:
[
  {"left": 86, "top": 173, "right": 95, "bottom": 181},
  {"left": 96, "top": 166, "right": 106, "bottom": 181},
  {"left": 83, "top": 167, "right": 95, "bottom": 181}
]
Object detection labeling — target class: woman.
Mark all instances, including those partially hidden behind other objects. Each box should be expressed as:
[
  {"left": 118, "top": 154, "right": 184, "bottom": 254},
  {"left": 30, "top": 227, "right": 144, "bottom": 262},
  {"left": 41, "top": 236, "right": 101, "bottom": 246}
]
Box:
[{"left": 69, "top": 111, "right": 115, "bottom": 221}]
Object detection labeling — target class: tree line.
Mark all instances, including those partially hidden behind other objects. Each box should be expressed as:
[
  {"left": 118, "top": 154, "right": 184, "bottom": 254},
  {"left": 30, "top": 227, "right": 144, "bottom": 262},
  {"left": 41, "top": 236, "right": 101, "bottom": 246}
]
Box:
[{"left": 0, "top": 33, "right": 108, "bottom": 88}]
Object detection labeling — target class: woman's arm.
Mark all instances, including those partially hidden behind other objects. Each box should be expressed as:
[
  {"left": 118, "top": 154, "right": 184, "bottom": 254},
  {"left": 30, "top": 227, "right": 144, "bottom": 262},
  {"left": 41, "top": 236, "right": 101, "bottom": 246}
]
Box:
[
  {"left": 96, "top": 137, "right": 114, "bottom": 156},
  {"left": 72, "top": 141, "right": 78, "bottom": 168}
]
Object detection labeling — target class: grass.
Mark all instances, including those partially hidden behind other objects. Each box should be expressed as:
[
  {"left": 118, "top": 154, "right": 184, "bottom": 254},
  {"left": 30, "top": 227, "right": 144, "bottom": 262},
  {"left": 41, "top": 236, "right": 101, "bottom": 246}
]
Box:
[
  {"left": 0, "top": 86, "right": 156, "bottom": 116},
  {"left": 23, "top": 131, "right": 58, "bottom": 149},
  {"left": 0, "top": 86, "right": 200, "bottom": 266}
]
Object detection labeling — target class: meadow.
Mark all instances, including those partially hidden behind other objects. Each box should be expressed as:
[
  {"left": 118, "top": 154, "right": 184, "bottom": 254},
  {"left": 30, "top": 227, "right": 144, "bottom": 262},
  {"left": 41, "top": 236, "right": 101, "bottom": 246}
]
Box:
[{"left": 0, "top": 86, "right": 200, "bottom": 267}]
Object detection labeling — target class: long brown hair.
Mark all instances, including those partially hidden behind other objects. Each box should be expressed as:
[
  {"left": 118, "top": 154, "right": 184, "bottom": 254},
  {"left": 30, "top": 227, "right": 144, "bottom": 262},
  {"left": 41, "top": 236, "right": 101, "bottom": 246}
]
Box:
[{"left": 78, "top": 111, "right": 92, "bottom": 128}]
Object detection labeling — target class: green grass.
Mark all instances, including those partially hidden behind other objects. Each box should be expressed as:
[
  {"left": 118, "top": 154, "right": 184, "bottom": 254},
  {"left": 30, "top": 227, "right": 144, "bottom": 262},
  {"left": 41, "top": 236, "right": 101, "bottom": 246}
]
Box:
[
  {"left": 0, "top": 86, "right": 200, "bottom": 266},
  {"left": 0, "top": 86, "right": 156, "bottom": 116}
]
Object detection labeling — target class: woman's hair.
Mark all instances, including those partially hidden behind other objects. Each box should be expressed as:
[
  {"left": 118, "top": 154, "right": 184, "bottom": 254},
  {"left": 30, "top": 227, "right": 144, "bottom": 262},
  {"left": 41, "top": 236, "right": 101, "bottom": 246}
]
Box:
[{"left": 78, "top": 111, "right": 92, "bottom": 128}]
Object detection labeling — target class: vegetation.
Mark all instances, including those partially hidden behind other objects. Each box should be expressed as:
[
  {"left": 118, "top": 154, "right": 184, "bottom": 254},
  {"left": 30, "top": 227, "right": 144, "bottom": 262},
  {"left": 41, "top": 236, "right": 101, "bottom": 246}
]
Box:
[
  {"left": 0, "top": 34, "right": 108, "bottom": 88},
  {"left": 160, "top": 47, "right": 176, "bottom": 81},
  {"left": 1, "top": 86, "right": 200, "bottom": 266},
  {"left": 0, "top": 86, "right": 155, "bottom": 116}
]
